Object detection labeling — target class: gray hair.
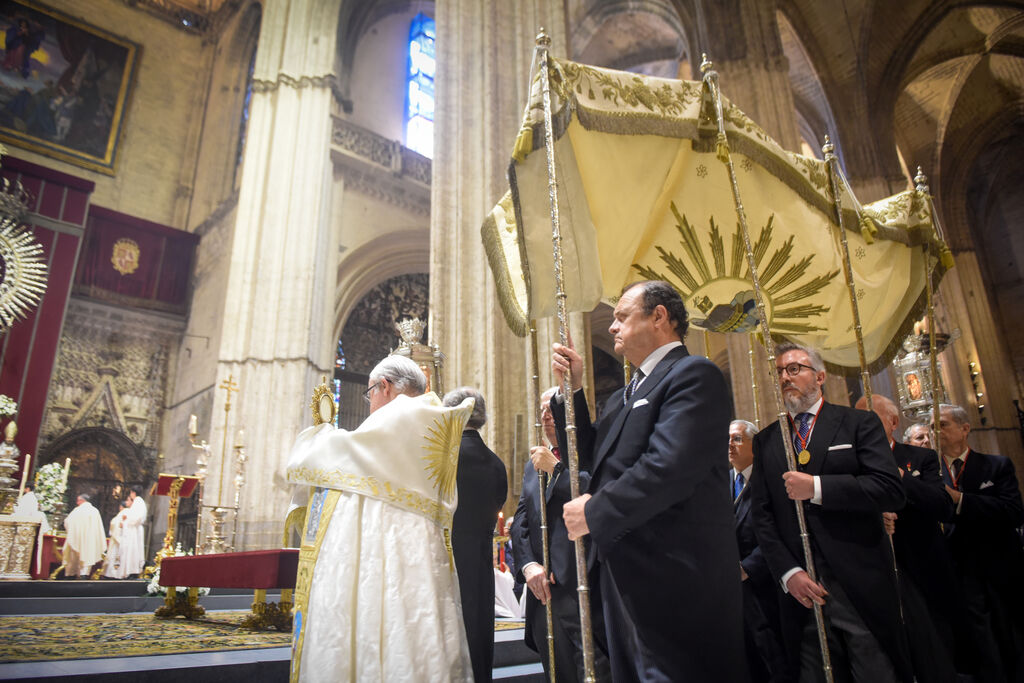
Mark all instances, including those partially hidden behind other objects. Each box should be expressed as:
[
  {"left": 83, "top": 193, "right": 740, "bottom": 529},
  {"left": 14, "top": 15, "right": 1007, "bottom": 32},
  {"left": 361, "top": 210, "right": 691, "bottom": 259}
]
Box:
[
  {"left": 775, "top": 341, "right": 825, "bottom": 372},
  {"left": 78, "top": 493, "right": 91, "bottom": 502},
  {"left": 939, "top": 404, "right": 970, "bottom": 426},
  {"left": 903, "top": 423, "right": 930, "bottom": 442},
  {"left": 443, "top": 386, "right": 486, "bottom": 429},
  {"left": 370, "top": 355, "right": 427, "bottom": 396},
  {"left": 730, "top": 419, "right": 757, "bottom": 439}
]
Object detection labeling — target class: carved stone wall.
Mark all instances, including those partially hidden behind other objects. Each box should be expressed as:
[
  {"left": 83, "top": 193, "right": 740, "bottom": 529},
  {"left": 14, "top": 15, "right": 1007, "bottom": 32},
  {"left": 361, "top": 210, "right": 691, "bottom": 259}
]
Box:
[
  {"left": 339, "top": 273, "right": 430, "bottom": 375},
  {"left": 39, "top": 298, "right": 184, "bottom": 464}
]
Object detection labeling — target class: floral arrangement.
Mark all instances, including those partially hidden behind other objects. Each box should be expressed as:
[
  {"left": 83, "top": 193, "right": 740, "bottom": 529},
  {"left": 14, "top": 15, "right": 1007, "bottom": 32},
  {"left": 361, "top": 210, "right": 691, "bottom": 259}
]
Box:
[
  {"left": 0, "top": 394, "right": 16, "bottom": 416},
  {"left": 147, "top": 543, "right": 210, "bottom": 596},
  {"left": 34, "top": 462, "right": 67, "bottom": 513}
]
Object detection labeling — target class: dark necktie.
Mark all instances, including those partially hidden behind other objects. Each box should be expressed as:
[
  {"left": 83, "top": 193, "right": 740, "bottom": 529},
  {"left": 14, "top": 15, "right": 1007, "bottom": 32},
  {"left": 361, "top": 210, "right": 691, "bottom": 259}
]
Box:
[
  {"left": 733, "top": 472, "right": 745, "bottom": 500},
  {"left": 951, "top": 458, "right": 963, "bottom": 482},
  {"left": 793, "top": 412, "right": 813, "bottom": 452},
  {"left": 623, "top": 368, "right": 645, "bottom": 404}
]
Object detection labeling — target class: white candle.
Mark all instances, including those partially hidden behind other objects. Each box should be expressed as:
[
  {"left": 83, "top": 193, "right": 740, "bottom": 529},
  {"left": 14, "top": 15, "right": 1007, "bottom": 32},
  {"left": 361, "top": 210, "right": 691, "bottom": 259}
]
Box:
[
  {"left": 188, "top": 414, "right": 198, "bottom": 436},
  {"left": 61, "top": 457, "right": 70, "bottom": 489},
  {"left": 235, "top": 428, "right": 245, "bottom": 448},
  {"left": 18, "top": 452, "right": 30, "bottom": 495}
]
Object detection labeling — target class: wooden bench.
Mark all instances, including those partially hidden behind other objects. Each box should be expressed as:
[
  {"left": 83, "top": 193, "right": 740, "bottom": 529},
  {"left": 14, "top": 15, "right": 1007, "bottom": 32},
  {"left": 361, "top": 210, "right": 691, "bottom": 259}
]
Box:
[{"left": 156, "top": 548, "right": 298, "bottom": 631}]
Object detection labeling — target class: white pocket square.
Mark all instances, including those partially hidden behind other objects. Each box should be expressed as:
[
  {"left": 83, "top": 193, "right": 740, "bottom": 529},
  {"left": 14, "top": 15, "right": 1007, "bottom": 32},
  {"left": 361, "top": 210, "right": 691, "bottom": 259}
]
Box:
[
  {"left": 980, "top": 480, "right": 994, "bottom": 489},
  {"left": 827, "top": 444, "right": 852, "bottom": 451},
  {"left": 911, "top": 470, "right": 921, "bottom": 477},
  {"left": 632, "top": 398, "right": 649, "bottom": 408}
]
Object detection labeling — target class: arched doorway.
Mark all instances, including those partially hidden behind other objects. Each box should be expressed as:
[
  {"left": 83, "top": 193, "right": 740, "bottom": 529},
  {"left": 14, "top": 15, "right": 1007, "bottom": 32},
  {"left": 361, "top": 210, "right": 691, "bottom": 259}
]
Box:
[{"left": 40, "top": 427, "right": 152, "bottom": 529}]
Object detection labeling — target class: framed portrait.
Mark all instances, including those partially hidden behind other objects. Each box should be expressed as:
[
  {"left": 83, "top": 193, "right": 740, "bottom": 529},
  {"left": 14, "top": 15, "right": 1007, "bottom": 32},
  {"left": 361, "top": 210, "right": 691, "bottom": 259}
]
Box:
[{"left": 0, "top": 0, "right": 138, "bottom": 175}]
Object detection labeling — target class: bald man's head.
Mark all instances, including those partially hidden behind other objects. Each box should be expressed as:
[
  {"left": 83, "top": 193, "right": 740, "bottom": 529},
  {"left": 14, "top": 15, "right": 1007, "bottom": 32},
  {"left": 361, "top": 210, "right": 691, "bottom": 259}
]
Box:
[{"left": 854, "top": 394, "right": 900, "bottom": 442}]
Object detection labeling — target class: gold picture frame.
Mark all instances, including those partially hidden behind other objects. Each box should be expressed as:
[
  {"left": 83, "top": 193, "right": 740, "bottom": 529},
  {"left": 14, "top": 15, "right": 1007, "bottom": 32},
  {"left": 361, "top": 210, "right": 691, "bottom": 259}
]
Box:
[{"left": 0, "top": 0, "right": 139, "bottom": 175}]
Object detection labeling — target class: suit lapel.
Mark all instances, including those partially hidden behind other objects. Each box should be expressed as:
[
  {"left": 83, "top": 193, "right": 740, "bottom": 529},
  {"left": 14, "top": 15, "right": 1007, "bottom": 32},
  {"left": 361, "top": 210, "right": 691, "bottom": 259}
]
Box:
[
  {"left": 592, "top": 345, "right": 688, "bottom": 474},
  {"left": 804, "top": 402, "right": 842, "bottom": 476}
]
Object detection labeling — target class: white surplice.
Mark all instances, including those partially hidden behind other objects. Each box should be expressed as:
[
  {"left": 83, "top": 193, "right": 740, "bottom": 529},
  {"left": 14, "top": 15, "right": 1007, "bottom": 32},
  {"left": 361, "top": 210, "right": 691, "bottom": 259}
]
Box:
[
  {"left": 286, "top": 392, "right": 474, "bottom": 683},
  {"left": 119, "top": 496, "right": 147, "bottom": 575},
  {"left": 103, "top": 512, "right": 126, "bottom": 579}
]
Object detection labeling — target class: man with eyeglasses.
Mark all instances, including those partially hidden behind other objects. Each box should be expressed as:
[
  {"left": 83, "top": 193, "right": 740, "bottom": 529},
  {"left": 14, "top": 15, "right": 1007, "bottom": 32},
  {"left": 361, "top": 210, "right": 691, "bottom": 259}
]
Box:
[
  {"left": 286, "top": 354, "right": 476, "bottom": 682},
  {"left": 748, "top": 342, "right": 911, "bottom": 682}
]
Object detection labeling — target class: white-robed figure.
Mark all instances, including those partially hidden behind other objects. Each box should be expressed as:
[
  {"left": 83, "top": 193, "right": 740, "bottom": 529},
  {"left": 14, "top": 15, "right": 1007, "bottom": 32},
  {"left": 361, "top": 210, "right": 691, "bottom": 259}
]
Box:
[
  {"left": 118, "top": 487, "right": 148, "bottom": 577},
  {"left": 103, "top": 502, "right": 127, "bottom": 579},
  {"left": 64, "top": 493, "right": 106, "bottom": 577},
  {"left": 286, "top": 355, "right": 474, "bottom": 683}
]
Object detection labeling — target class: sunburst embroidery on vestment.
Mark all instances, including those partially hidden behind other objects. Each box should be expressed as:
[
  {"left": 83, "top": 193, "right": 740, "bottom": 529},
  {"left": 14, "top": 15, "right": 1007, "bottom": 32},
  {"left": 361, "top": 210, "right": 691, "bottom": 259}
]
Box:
[
  {"left": 422, "top": 413, "right": 461, "bottom": 500},
  {"left": 632, "top": 202, "right": 840, "bottom": 334}
]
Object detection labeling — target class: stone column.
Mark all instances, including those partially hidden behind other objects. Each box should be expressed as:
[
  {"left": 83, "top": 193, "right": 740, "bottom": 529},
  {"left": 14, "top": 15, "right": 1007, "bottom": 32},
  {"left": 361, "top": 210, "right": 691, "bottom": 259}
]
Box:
[
  {"left": 430, "top": 2, "right": 568, "bottom": 514},
  {"left": 206, "top": 0, "right": 343, "bottom": 549}
]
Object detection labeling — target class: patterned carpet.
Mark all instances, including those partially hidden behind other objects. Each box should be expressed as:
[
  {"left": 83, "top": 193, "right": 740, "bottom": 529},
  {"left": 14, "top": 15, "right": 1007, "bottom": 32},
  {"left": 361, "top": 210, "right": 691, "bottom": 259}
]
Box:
[
  {"left": 0, "top": 612, "right": 525, "bottom": 663},
  {"left": 0, "top": 611, "right": 291, "bottom": 663}
]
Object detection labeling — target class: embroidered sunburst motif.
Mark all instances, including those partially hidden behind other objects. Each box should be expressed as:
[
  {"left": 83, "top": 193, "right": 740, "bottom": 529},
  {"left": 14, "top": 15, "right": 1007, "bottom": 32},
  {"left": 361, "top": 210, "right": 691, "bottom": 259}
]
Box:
[
  {"left": 633, "top": 202, "right": 840, "bottom": 334},
  {"left": 422, "top": 412, "right": 462, "bottom": 500}
]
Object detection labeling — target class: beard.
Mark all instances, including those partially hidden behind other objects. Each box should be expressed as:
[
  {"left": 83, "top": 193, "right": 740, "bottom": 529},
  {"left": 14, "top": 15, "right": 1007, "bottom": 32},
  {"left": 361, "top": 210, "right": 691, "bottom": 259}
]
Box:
[{"left": 782, "top": 384, "right": 821, "bottom": 414}]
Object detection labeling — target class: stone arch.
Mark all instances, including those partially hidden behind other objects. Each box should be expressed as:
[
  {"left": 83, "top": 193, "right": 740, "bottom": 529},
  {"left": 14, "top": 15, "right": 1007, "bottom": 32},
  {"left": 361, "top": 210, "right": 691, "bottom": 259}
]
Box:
[
  {"left": 573, "top": 0, "right": 693, "bottom": 77},
  {"left": 333, "top": 229, "right": 430, "bottom": 341},
  {"left": 40, "top": 427, "right": 152, "bottom": 526}
]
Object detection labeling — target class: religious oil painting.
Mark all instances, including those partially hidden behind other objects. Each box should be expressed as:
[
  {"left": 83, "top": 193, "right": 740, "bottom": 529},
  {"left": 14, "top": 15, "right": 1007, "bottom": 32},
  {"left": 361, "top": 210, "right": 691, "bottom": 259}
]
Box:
[{"left": 0, "top": 0, "right": 138, "bottom": 174}]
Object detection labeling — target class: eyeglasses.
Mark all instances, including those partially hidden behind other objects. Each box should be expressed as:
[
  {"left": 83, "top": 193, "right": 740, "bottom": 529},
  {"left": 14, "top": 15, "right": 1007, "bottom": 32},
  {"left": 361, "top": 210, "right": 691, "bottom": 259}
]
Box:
[
  {"left": 363, "top": 381, "right": 382, "bottom": 403},
  {"left": 776, "top": 362, "right": 816, "bottom": 378}
]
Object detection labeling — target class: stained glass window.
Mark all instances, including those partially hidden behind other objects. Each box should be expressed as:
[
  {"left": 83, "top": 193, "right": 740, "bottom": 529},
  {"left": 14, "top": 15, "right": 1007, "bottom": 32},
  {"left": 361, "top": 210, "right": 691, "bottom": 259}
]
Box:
[{"left": 405, "top": 13, "right": 435, "bottom": 158}]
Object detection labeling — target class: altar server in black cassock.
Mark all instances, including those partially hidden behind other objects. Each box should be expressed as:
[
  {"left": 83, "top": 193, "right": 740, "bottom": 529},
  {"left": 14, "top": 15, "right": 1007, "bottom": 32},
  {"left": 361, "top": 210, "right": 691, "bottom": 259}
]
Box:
[{"left": 445, "top": 387, "right": 508, "bottom": 683}]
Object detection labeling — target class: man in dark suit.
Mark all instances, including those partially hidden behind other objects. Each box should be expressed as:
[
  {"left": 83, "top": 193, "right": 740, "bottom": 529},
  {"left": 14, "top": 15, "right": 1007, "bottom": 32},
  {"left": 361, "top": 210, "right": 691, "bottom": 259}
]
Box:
[
  {"left": 934, "top": 403, "right": 1024, "bottom": 683},
  {"left": 749, "top": 342, "right": 911, "bottom": 682},
  {"left": 510, "top": 387, "right": 611, "bottom": 682},
  {"left": 856, "top": 394, "right": 958, "bottom": 683},
  {"left": 444, "top": 387, "right": 509, "bottom": 683},
  {"left": 552, "top": 280, "right": 745, "bottom": 682},
  {"left": 730, "top": 419, "right": 788, "bottom": 682}
]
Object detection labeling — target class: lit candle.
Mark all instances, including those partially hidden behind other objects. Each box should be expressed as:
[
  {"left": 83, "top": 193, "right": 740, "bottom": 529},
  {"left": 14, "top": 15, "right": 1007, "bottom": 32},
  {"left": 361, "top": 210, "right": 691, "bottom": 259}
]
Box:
[
  {"left": 18, "top": 452, "right": 30, "bottom": 496},
  {"left": 61, "top": 457, "right": 70, "bottom": 489},
  {"left": 235, "top": 428, "right": 245, "bottom": 448},
  {"left": 188, "top": 414, "right": 198, "bottom": 436}
]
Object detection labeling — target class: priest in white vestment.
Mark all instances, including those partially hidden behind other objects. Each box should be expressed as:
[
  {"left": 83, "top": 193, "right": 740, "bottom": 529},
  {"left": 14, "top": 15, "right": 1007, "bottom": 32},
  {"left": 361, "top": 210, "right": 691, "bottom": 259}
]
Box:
[
  {"left": 104, "top": 502, "right": 127, "bottom": 579},
  {"left": 118, "top": 488, "right": 147, "bottom": 577},
  {"left": 13, "top": 484, "right": 50, "bottom": 576},
  {"left": 64, "top": 494, "right": 106, "bottom": 577},
  {"left": 286, "top": 355, "right": 474, "bottom": 683}
]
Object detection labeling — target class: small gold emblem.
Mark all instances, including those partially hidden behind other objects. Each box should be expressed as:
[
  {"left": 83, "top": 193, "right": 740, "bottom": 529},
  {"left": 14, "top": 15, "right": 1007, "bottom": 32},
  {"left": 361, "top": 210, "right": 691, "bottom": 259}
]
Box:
[
  {"left": 798, "top": 449, "right": 811, "bottom": 466},
  {"left": 111, "top": 238, "right": 140, "bottom": 275}
]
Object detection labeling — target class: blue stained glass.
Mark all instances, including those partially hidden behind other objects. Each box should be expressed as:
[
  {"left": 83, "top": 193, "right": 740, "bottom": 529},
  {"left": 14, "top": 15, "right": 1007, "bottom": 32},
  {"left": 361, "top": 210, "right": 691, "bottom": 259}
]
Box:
[{"left": 405, "top": 13, "right": 435, "bottom": 158}]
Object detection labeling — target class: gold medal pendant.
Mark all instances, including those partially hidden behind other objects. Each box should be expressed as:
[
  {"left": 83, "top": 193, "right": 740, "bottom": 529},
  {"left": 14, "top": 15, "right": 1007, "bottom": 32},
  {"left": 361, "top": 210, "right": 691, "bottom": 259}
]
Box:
[{"left": 798, "top": 449, "right": 811, "bottom": 466}]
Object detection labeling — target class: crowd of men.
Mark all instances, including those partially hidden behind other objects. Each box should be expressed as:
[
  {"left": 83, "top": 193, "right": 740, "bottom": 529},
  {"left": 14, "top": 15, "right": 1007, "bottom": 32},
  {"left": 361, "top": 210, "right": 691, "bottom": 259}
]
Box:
[
  {"left": 508, "top": 280, "right": 1024, "bottom": 683},
  {"left": 286, "top": 278, "right": 1024, "bottom": 683},
  {"left": 55, "top": 487, "right": 147, "bottom": 579}
]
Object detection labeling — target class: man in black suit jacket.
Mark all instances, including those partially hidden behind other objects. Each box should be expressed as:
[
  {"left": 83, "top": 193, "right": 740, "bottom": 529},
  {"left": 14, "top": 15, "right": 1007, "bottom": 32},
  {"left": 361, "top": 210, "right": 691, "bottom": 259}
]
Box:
[
  {"left": 444, "top": 387, "right": 509, "bottom": 683},
  {"left": 934, "top": 403, "right": 1024, "bottom": 683},
  {"left": 749, "top": 342, "right": 911, "bottom": 682},
  {"left": 510, "top": 387, "right": 610, "bottom": 682},
  {"left": 856, "top": 394, "right": 958, "bottom": 683},
  {"left": 731, "top": 419, "right": 788, "bottom": 682},
  {"left": 552, "top": 280, "right": 744, "bottom": 682}
]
